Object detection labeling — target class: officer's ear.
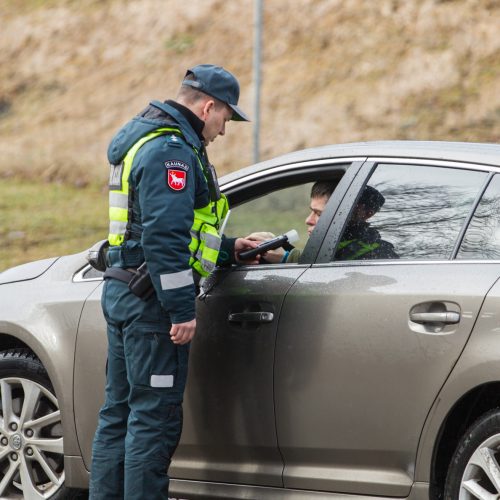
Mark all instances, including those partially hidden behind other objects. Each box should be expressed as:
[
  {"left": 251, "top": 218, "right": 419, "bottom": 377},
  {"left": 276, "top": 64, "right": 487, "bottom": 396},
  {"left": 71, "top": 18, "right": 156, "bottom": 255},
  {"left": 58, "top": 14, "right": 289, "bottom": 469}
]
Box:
[{"left": 201, "top": 99, "right": 215, "bottom": 120}]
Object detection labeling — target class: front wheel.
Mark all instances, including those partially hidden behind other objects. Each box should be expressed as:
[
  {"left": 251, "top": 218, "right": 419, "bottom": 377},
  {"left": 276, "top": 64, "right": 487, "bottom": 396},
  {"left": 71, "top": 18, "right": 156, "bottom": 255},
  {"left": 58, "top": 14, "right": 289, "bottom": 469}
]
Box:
[
  {"left": 0, "top": 348, "right": 75, "bottom": 499},
  {"left": 444, "top": 408, "right": 500, "bottom": 499}
]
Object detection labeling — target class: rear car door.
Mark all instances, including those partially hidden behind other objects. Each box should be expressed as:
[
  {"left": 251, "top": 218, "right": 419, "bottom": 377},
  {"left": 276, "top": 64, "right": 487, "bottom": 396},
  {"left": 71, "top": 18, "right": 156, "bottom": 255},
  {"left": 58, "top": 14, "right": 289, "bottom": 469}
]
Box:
[
  {"left": 171, "top": 160, "right": 357, "bottom": 488},
  {"left": 275, "top": 159, "right": 500, "bottom": 496}
]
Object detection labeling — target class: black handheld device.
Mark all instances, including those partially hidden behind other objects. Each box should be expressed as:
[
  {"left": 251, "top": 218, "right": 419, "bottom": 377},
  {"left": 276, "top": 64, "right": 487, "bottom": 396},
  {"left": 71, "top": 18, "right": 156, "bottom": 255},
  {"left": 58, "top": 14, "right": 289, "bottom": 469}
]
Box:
[{"left": 238, "top": 230, "right": 299, "bottom": 261}]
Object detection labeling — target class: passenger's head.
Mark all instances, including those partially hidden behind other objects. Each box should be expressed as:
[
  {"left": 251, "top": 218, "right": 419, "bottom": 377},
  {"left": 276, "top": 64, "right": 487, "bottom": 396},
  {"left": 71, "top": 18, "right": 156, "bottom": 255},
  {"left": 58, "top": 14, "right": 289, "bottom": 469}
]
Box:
[
  {"left": 305, "top": 181, "right": 336, "bottom": 237},
  {"left": 176, "top": 64, "right": 249, "bottom": 145},
  {"left": 350, "top": 185, "right": 385, "bottom": 223}
]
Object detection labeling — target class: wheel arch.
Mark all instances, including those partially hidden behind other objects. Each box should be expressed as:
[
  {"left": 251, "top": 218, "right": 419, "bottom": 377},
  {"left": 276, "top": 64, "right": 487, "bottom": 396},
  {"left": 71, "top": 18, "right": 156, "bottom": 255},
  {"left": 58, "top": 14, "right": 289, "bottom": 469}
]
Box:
[
  {"left": 0, "top": 333, "right": 29, "bottom": 351},
  {"left": 430, "top": 382, "right": 500, "bottom": 499},
  {"left": 0, "top": 329, "right": 61, "bottom": 398},
  {"left": 0, "top": 327, "right": 80, "bottom": 457}
]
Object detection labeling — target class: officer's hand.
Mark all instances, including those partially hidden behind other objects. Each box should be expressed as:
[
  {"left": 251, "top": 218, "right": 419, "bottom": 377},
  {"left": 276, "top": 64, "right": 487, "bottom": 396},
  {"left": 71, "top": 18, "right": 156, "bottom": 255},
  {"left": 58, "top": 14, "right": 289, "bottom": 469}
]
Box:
[
  {"left": 234, "top": 237, "right": 260, "bottom": 265},
  {"left": 246, "top": 231, "right": 276, "bottom": 241},
  {"left": 170, "top": 319, "right": 196, "bottom": 345},
  {"left": 245, "top": 232, "right": 284, "bottom": 263}
]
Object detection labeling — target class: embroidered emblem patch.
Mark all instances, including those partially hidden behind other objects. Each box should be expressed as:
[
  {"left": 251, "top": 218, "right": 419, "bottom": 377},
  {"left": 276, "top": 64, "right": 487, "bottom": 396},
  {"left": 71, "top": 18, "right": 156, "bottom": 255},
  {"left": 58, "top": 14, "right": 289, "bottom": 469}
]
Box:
[
  {"left": 167, "top": 169, "right": 187, "bottom": 191},
  {"left": 165, "top": 160, "right": 189, "bottom": 171}
]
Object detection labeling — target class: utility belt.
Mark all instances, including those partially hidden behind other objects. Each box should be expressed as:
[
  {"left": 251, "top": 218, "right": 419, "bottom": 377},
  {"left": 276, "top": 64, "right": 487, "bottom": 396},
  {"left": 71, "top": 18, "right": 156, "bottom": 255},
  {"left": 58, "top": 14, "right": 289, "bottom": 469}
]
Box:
[
  {"left": 103, "top": 263, "right": 154, "bottom": 301},
  {"left": 88, "top": 239, "right": 202, "bottom": 302},
  {"left": 103, "top": 263, "right": 202, "bottom": 301}
]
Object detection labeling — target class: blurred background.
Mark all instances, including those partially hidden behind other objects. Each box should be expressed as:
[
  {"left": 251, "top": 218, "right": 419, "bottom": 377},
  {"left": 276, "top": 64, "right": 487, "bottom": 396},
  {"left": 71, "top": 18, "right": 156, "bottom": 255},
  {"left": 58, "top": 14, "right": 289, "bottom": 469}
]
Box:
[{"left": 1, "top": 0, "right": 499, "bottom": 270}]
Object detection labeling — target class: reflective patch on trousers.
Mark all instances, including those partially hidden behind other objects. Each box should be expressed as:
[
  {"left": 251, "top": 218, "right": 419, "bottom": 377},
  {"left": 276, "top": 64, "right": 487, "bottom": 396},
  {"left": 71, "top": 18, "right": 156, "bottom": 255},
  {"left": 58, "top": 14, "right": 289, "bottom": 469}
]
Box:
[
  {"left": 150, "top": 374, "right": 174, "bottom": 388},
  {"left": 124, "top": 322, "right": 177, "bottom": 388}
]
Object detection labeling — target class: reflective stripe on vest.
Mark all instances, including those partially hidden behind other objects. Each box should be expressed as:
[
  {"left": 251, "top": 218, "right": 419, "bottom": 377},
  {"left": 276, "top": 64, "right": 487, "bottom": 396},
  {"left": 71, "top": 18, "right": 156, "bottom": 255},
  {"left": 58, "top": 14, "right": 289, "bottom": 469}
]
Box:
[
  {"left": 107, "top": 127, "right": 228, "bottom": 277},
  {"left": 337, "top": 239, "right": 380, "bottom": 260},
  {"left": 108, "top": 127, "right": 180, "bottom": 246},
  {"left": 188, "top": 195, "right": 228, "bottom": 277}
]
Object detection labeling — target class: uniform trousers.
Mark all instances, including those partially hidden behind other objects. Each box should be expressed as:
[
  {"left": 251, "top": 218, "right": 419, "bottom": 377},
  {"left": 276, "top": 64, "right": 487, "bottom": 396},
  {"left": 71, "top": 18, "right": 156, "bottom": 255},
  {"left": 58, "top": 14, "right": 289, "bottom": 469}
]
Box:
[{"left": 90, "top": 278, "right": 189, "bottom": 499}]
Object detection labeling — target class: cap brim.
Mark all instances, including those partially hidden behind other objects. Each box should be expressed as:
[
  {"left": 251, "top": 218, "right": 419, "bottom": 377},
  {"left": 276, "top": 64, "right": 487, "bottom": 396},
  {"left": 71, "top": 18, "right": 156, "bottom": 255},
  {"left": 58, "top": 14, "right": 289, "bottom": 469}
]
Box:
[{"left": 229, "top": 104, "right": 250, "bottom": 122}]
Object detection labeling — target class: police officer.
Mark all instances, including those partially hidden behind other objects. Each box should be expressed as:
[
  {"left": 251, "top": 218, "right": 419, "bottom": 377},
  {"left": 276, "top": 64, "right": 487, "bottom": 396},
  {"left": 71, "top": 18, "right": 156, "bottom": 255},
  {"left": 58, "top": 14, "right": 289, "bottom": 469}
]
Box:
[{"left": 90, "top": 64, "right": 257, "bottom": 499}]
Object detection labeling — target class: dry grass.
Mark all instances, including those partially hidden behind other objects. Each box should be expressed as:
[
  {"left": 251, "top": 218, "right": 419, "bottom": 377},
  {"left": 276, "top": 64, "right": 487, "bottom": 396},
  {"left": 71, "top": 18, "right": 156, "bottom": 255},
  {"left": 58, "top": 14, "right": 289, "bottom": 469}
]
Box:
[
  {"left": 0, "top": 0, "right": 499, "bottom": 187},
  {"left": 0, "top": 180, "right": 107, "bottom": 270}
]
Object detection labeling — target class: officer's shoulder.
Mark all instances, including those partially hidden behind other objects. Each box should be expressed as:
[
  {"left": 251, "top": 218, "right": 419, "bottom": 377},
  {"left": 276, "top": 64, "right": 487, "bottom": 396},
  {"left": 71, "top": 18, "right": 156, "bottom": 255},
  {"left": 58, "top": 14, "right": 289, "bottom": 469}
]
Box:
[
  {"left": 141, "top": 132, "right": 193, "bottom": 157},
  {"left": 163, "top": 133, "right": 186, "bottom": 149}
]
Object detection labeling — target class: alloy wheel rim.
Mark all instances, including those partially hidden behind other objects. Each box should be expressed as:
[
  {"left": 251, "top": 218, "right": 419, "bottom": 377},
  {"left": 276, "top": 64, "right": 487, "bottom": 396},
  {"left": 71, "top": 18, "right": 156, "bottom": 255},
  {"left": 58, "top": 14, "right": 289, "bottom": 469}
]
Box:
[
  {"left": 460, "top": 433, "right": 500, "bottom": 499},
  {"left": 0, "top": 377, "right": 64, "bottom": 499}
]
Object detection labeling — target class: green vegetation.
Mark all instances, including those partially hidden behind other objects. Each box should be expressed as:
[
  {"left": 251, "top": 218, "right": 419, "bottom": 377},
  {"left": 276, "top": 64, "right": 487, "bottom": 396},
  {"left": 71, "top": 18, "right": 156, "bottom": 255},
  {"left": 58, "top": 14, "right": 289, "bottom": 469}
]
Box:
[
  {"left": 0, "top": 180, "right": 108, "bottom": 271},
  {"left": 164, "top": 34, "right": 196, "bottom": 54}
]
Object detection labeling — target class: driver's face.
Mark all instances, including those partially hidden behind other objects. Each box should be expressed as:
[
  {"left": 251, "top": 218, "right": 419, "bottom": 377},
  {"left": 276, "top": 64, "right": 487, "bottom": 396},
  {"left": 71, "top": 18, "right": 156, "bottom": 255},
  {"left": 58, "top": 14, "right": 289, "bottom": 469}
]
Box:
[{"left": 305, "top": 195, "right": 329, "bottom": 237}]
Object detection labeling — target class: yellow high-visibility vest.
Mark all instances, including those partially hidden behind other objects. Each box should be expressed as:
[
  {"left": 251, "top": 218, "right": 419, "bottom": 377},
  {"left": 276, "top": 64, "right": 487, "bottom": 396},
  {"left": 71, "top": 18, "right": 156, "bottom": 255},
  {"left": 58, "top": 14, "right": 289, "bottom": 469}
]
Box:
[{"left": 108, "top": 127, "right": 228, "bottom": 277}]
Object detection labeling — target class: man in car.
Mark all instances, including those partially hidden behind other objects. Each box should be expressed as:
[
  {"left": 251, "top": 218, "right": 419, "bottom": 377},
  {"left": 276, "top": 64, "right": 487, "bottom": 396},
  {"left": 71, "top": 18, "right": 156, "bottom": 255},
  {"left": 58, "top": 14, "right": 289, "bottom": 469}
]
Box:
[
  {"left": 250, "top": 182, "right": 397, "bottom": 262},
  {"left": 334, "top": 184, "right": 398, "bottom": 261},
  {"left": 90, "top": 65, "right": 258, "bottom": 500}
]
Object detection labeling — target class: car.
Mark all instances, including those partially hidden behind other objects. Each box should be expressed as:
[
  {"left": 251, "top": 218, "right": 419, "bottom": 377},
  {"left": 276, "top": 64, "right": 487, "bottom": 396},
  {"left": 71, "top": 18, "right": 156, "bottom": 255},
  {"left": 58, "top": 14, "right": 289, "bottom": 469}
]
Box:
[{"left": 2, "top": 140, "right": 500, "bottom": 499}]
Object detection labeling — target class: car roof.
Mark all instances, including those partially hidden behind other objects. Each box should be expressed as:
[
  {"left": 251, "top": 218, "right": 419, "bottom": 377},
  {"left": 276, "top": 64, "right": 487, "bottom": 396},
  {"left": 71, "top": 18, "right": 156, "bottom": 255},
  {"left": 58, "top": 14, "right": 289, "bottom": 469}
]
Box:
[{"left": 220, "top": 140, "right": 500, "bottom": 186}]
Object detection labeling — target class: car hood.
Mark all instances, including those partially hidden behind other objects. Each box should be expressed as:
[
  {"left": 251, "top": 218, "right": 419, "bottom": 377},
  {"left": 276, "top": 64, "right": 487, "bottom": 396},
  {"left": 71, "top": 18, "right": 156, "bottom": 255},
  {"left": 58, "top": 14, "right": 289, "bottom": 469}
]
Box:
[{"left": 0, "top": 257, "right": 59, "bottom": 285}]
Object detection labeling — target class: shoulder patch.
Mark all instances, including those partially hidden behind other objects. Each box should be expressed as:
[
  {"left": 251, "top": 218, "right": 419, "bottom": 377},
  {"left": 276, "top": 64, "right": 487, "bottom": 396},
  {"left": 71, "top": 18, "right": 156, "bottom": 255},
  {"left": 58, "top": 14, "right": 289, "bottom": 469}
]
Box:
[
  {"left": 167, "top": 134, "right": 182, "bottom": 148},
  {"left": 167, "top": 168, "right": 187, "bottom": 191},
  {"left": 165, "top": 160, "right": 189, "bottom": 172}
]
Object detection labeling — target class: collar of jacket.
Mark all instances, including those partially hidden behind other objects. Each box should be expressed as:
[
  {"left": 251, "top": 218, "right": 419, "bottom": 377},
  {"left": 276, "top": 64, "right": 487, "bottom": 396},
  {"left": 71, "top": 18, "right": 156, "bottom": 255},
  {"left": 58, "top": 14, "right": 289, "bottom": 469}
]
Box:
[
  {"left": 165, "top": 99, "right": 205, "bottom": 140},
  {"left": 149, "top": 100, "right": 202, "bottom": 150}
]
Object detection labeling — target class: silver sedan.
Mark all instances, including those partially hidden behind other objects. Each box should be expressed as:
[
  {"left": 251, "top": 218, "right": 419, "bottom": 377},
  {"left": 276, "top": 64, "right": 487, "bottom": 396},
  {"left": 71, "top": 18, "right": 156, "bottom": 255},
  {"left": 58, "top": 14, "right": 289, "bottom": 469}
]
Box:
[{"left": 2, "top": 141, "right": 500, "bottom": 499}]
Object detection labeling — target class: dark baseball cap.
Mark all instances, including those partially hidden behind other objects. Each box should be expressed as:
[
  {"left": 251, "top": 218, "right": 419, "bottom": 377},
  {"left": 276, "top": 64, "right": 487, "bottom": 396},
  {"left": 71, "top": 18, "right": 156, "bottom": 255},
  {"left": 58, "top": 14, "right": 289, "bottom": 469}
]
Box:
[
  {"left": 359, "top": 185, "right": 385, "bottom": 211},
  {"left": 182, "top": 64, "right": 250, "bottom": 122}
]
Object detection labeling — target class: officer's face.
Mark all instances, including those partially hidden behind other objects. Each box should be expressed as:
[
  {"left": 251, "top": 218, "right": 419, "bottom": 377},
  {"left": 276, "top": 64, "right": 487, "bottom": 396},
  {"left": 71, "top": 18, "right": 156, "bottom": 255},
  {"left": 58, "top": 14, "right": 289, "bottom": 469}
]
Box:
[
  {"left": 202, "top": 100, "right": 233, "bottom": 145},
  {"left": 305, "top": 195, "right": 329, "bottom": 237}
]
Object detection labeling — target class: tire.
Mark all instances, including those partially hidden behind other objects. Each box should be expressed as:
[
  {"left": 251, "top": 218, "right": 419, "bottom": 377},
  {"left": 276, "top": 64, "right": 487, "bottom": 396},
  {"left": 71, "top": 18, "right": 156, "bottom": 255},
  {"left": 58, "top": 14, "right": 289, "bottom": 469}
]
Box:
[
  {"left": 0, "top": 348, "right": 83, "bottom": 499},
  {"left": 444, "top": 408, "right": 500, "bottom": 499}
]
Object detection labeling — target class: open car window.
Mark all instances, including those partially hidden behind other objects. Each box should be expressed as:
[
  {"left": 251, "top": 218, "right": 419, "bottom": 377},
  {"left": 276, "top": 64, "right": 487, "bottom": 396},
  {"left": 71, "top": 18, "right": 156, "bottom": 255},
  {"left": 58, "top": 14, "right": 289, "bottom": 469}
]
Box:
[{"left": 222, "top": 182, "right": 314, "bottom": 253}]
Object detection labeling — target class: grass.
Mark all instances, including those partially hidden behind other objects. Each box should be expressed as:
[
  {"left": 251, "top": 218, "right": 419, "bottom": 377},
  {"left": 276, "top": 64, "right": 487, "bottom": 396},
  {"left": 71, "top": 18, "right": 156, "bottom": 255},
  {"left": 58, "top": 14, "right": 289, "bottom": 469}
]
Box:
[{"left": 0, "top": 180, "right": 108, "bottom": 272}]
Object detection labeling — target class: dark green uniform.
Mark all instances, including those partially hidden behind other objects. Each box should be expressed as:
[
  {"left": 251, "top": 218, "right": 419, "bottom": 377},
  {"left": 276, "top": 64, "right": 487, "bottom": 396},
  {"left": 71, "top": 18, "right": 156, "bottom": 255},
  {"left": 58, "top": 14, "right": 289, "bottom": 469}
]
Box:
[{"left": 90, "top": 100, "right": 235, "bottom": 500}]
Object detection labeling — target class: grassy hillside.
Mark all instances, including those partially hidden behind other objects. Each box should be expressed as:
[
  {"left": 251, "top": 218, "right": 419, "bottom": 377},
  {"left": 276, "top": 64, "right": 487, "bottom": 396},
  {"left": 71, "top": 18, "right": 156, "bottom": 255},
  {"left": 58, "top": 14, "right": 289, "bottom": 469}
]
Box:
[
  {"left": 0, "top": 0, "right": 499, "bottom": 269},
  {"left": 0, "top": 179, "right": 107, "bottom": 270}
]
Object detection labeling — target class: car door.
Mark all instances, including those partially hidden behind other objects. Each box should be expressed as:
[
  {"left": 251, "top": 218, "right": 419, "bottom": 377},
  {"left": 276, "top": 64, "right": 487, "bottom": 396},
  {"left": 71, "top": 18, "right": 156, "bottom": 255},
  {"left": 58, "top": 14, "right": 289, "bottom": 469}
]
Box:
[
  {"left": 274, "top": 159, "right": 500, "bottom": 497},
  {"left": 170, "top": 160, "right": 357, "bottom": 487}
]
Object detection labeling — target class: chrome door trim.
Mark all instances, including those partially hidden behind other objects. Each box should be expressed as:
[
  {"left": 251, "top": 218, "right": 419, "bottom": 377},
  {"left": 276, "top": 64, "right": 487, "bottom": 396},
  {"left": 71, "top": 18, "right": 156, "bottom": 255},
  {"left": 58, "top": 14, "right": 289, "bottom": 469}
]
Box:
[
  {"left": 221, "top": 158, "right": 366, "bottom": 191},
  {"left": 73, "top": 265, "right": 103, "bottom": 283},
  {"left": 312, "top": 260, "right": 500, "bottom": 267},
  {"left": 367, "top": 157, "right": 500, "bottom": 173}
]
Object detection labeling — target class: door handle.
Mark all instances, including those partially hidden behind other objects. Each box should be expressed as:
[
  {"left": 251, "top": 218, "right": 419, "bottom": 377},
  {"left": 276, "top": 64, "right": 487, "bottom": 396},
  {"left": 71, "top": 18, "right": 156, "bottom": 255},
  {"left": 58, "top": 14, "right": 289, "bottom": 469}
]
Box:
[
  {"left": 228, "top": 312, "right": 274, "bottom": 323},
  {"left": 409, "top": 311, "right": 460, "bottom": 324}
]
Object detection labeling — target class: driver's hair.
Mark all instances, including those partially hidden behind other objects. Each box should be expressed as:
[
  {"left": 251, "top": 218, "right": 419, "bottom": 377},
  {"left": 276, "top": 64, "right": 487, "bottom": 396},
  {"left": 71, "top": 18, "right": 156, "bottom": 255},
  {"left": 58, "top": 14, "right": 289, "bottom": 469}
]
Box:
[{"left": 311, "top": 181, "right": 336, "bottom": 200}]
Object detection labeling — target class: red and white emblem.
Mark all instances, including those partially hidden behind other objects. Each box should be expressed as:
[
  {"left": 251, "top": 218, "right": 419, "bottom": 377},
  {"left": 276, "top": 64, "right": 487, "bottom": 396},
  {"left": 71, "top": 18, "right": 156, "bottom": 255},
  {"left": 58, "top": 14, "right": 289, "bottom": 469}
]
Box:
[{"left": 167, "top": 169, "right": 186, "bottom": 191}]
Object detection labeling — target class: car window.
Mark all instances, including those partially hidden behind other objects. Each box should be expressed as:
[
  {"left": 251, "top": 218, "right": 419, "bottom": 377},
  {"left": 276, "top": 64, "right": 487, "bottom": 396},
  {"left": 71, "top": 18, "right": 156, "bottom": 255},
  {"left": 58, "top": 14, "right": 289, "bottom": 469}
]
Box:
[
  {"left": 223, "top": 183, "right": 315, "bottom": 252},
  {"left": 457, "top": 174, "right": 500, "bottom": 260},
  {"left": 333, "top": 163, "right": 487, "bottom": 261}
]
